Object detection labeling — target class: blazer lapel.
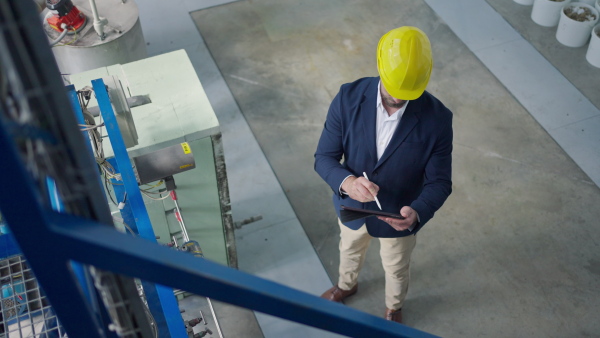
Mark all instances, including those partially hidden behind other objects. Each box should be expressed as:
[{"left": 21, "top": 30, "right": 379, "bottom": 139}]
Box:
[
  {"left": 360, "top": 79, "right": 379, "bottom": 164},
  {"left": 374, "top": 97, "right": 421, "bottom": 170}
]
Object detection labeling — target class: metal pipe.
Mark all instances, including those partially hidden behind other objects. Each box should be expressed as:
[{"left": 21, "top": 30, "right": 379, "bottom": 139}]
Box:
[
  {"left": 168, "top": 188, "right": 221, "bottom": 337},
  {"left": 170, "top": 191, "right": 190, "bottom": 242},
  {"left": 89, "top": 0, "right": 100, "bottom": 24},
  {"left": 88, "top": 0, "right": 106, "bottom": 40},
  {"left": 207, "top": 298, "right": 224, "bottom": 338},
  {"left": 174, "top": 202, "right": 189, "bottom": 242}
]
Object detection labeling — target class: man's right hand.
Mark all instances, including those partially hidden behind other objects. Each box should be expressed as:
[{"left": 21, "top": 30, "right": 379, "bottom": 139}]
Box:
[{"left": 341, "top": 176, "right": 379, "bottom": 203}]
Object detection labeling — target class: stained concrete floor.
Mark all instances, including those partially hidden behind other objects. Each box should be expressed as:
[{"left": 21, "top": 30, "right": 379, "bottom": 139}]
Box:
[{"left": 190, "top": 0, "right": 600, "bottom": 337}]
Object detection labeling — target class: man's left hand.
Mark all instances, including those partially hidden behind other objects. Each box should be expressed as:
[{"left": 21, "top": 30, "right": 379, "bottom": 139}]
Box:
[{"left": 377, "top": 206, "right": 417, "bottom": 231}]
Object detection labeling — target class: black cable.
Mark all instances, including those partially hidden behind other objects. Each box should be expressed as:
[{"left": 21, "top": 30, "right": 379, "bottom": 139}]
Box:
[{"left": 104, "top": 176, "right": 117, "bottom": 206}]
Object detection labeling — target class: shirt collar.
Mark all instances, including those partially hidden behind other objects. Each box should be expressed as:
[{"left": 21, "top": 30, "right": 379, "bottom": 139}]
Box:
[{"left": 377, "top": 81, "right": 409, "bottom": 121}]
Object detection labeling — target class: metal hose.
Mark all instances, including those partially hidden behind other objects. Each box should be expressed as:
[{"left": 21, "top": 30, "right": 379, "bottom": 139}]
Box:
[{"left": 49, "top": 23, "right": 68, "bottom": 47}]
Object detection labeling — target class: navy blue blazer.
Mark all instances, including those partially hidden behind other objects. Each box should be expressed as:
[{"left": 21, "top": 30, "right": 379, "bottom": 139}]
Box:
[{"left": 315, "top": 77, "right": 453, "bottom": 238}]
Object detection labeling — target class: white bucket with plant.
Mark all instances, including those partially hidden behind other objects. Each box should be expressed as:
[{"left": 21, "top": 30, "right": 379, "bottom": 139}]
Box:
[
  {"left": 515, "top": 0, "right": 535, "bottom": 5},
  {"left": 556, "top": 2, "right": 599, "bottom": 47},
  {"left": 532, "top": 0, "right": 572, "bottom": 27},
  {"left": 586, "top": 24, "right": 600, "bottom": 67}
]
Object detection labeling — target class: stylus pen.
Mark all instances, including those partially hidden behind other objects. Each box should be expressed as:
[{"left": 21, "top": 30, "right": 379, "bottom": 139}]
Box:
[{"left": 363, "top": 172, "right": 382, "bottom": 210}]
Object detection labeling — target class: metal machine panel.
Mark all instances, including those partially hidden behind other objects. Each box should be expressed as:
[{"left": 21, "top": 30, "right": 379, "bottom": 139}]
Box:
[
  {"left": 133, "top": 142, "right": 196, "bottom": 185},
  {"left": 104, "top": 75, "right": 138, "bottom": 148}
]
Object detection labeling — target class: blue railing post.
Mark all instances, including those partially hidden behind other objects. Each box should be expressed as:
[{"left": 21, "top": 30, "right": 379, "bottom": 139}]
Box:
[
  {"left": 56, "top": 86, "right": 104, "bottom": 325},
  {"left": 91, "top": 78, "right": 186, "bottom": 338}
]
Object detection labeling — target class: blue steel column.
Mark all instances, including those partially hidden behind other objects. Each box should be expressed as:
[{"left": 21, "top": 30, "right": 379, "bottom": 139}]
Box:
[
  {"left": 91, "top": 78, "right": 186, "bottom": 338},
  {"left": 64, "top": 86, "right": 93, "bottom": 303},
  {"left": 62, "top": 86, "right": 106, "bottom": 328},
  {"left": 46, "top": 175, "right": 93, "bottom": 302}
]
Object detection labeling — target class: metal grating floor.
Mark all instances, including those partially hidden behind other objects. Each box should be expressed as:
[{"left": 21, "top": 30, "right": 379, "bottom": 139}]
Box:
[{"left": 0, "top": 255, "right": 66, "bottom": 338}]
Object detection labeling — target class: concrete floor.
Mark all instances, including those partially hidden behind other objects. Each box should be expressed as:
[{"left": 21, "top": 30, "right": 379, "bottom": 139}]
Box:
[{"left": 189, "top": 0, "right": 600, "bottom": 337}]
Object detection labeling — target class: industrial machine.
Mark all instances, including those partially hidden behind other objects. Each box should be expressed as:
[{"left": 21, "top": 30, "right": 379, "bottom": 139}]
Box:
[
  {"left": 42, "top": 0, "right": 147, "bottom": 75},
  {"left": 78, "top": 76, "right": 223, "bottom": 337},
  {"left": 45, "top": 0, "right": 87, "bottom": 34}
]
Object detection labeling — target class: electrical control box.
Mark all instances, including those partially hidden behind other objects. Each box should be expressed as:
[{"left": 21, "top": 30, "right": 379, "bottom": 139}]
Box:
[{"left": 133, "top": 142, "right": 196, "bottom": 185}]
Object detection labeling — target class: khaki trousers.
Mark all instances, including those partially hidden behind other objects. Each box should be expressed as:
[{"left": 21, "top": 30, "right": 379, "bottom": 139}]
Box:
[{"left": 337, "top": 219, "right": 417, "bottom": 310}]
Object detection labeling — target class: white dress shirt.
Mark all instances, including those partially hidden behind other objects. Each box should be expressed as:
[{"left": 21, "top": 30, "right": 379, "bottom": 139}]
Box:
[{"left": 376, "top": 81, "right": 409, "bottom": 160}]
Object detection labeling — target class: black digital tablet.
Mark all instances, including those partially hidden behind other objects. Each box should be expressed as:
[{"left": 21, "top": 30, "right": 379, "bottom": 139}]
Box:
[{"left": 340, "top": 205, "right": 406, "bottom": 223}]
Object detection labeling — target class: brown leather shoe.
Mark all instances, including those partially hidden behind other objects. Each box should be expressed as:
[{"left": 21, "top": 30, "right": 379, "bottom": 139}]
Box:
[
  {"left": 385, "top": 308, "right": 402, "bottom": 324},
  {"left": 320, "top": 284, "right": 358, "bottom": 303}
]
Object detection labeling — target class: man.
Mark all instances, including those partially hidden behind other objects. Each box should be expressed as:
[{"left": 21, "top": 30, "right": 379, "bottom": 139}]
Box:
[{"left": 314, "top": 26, "right": 453, "bottom": 324}]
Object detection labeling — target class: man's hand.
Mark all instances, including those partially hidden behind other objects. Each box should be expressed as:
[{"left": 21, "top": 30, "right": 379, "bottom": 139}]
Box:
[
  {"left": 377, "top": 206, "right": 418, "bottom": 231},
  {"left": 342, "top": 176, "right": 379, "bottom": 203}
]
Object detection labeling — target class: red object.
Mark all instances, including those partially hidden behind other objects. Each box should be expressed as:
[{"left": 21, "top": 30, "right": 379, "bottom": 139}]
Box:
[
  {"left": 47, "top": 5, "right": 86, "bottom": 32},
  {"left": 170, "top": 191, "right": 178, "bottom": 201}
]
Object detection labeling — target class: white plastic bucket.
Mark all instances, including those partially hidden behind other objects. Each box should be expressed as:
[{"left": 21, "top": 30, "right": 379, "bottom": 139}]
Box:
[
  {"left": 532, "top": 0, "right": 571, "bottom": 27},
  {"left": 596, "top": 0, "right": 600, "bottom": 13},
  {"left": 556, "top": 2, "right": 600, "bottom": 47},
  {"left": 514, "top": 0, "right": 535, "bottom": 5},
  {"left": 586, "top": 24, "right": 600, "bottom": 67}
]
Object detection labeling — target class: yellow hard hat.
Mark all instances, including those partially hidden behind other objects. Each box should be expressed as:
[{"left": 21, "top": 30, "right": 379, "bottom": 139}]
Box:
[{"left": 377, "top": 26, "right": 433, "bottom": 100}]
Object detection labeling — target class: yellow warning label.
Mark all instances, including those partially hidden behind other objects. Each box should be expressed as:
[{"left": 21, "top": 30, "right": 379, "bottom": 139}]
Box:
[
  {"left": 181, "top": 142, "right": 191, "bottom": 154},
  {"left": 180, "top": 164, "right": 193, "bottom": 170}
]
